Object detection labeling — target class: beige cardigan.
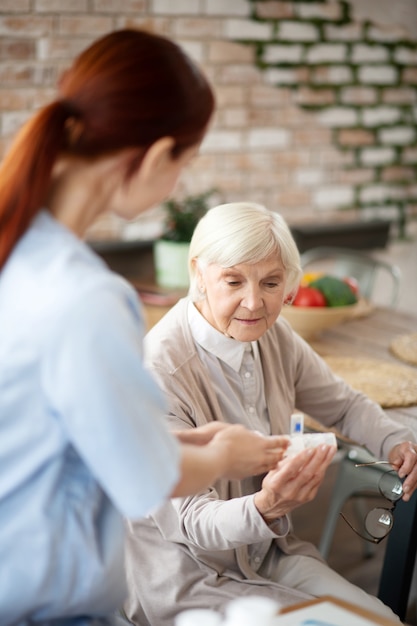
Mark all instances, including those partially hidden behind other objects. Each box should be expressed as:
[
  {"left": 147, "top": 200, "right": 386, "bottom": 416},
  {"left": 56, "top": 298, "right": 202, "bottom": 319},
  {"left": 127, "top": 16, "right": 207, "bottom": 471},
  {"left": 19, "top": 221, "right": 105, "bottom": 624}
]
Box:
[{"left": 124, "top": 298, "right": 414, "bottom": 625}]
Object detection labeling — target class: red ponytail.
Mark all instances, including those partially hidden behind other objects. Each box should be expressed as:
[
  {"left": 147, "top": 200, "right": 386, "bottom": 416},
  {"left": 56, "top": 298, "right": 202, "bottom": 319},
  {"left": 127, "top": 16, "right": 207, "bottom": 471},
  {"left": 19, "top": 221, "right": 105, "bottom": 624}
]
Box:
[
  {"left": 0, "top": 101, "right": 73, "bottom": 268},
  {"left": 0, "top": 29, "right": 215, "bottom": 269}
]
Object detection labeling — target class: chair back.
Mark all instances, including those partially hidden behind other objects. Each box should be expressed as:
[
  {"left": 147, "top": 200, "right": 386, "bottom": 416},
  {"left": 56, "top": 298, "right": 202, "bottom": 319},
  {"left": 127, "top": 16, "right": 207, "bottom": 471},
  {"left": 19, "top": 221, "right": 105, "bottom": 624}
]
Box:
[{"left": 300, "top": 246, "right": 401, "bottom": 307}]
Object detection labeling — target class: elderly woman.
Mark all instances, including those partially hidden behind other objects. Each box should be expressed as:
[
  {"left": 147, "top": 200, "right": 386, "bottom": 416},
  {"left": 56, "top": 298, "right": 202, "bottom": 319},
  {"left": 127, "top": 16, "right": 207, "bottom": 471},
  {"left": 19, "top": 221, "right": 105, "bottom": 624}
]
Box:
[{"left": 124, "top": 202, "right": 417, "bottom": 625}]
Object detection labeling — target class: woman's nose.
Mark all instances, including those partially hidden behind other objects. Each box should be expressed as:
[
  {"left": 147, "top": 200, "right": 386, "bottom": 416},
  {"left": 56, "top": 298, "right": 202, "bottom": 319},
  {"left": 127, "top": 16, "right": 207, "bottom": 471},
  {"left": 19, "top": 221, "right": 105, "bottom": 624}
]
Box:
[{"left": 241, "top": 287, "right": 263, "bottom": 310}]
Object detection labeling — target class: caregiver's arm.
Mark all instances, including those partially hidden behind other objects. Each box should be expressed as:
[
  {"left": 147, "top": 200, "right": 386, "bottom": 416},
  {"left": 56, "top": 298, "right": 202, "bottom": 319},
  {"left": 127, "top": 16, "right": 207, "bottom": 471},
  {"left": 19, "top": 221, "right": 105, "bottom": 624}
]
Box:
[{"left": 171, "top": 425, "right": 288, "bottom": 497}]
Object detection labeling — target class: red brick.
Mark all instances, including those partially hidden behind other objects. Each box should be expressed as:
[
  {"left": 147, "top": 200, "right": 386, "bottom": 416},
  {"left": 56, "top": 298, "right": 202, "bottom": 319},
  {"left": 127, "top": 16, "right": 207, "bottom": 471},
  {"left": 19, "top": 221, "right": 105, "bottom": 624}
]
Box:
[
  {"left": 248, "top": 109, "right": 289, "bottom": 126},
  {"left": 255, "top": 1, "right": 294, "bottom": 19},
  {"left": 381, "top": 166, "right": 416, "bottom": 182},
  {"left": 36, "top": 0, "right": 87, "bottom": 10},
  {"left": 0, "top": 39, "right": 36, "bottom": 59},
  {"left": 248, "top": 169, "right": 289, "bottom": 186},
  {"left": 338, "top": 169, "right": 375, "bottom": 185},
  {"left": 0, "top": 16, "right": 54, "bottom": 36},
  {"left": 188, "top": 154, "right": 217, "bottom": 170},
  {"left": 294, "top": 128, "right": 333, "bottom": 145},
  {"left": 206, "top": 170, "right": 244, "bottom": 191},
  {"left": 296, "top": 87, "right": 336, "bottom": 106},
  {"left": 93, "top": 0, "right": 146, "bottom": 11},
  {"left": 250, "top": 85, "right": 292, "bottom": 108},
  {"left": 173, "top": 18, "right": 223, "bottom": 38},
  {"left": 117, "top": 16, "right": 172, "bottom": 35},
  {"left": 214, "top": 85, "right": 246, "bottom": 107},
  {"left": 271, "top": 151, "right": 310, "bottom": 167},
  {"left": 213, "top": 153, "right": 255, "bottom": 171},
  {"left": 402, "top": 67, "right": 417, "bottom": 84},
  {"left": 217, "top": 108, "right": 249, "bottom": 127},
  {"left": 337, "top": 129, "right": 375, "bottom": 146},
  {"left": 208, "top": 41, "right": 254, "bottom": 64},
  {"left": 0, "top": 0, "right": 30, "bottom": 11},
  {"left": 0, "top": 89, "right": 32, "bottom": 109},
  {"left": 38, "top": 37, "right": 93, "bottom": 60},
  {"left": 382, "top": 87, "right": 417, "bottom": 104},
  {"left": 58, "top": 15, "right": 113, "bottom": 36},
  {"left": 216, "top": 64, "right": 263, "bottom": 85},
  {"left": 340, "top": 87, "right": 377, "bottom": 105},
  {"left": 279, "top": 107, "right": 321, "bottom": 127},
  {"left": 277, "top": 188, "right": 312, "bottom": 207},
  {"left": 0, "top": 65, "right": 34, "bottom": 85}
]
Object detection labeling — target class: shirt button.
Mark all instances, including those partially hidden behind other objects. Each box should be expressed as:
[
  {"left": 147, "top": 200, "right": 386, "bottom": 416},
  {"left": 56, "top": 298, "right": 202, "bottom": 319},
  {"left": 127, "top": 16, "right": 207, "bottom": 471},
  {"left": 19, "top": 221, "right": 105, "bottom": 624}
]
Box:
[
  {"left": 245, "top": 371, "right": 251, "bottom": 378},
  {"left": 254, "top": 556, "right": 261, "bottom": 564},
  {"left": 249, "top": 407, "right": 255, "bottom": 413}
]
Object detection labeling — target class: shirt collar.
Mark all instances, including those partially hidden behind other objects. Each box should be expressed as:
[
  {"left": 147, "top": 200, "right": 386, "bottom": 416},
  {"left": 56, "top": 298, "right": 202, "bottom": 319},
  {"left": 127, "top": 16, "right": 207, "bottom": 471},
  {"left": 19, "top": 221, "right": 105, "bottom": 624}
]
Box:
[{"left": 187, "top": 300, "right": 258, "bottom": 372}]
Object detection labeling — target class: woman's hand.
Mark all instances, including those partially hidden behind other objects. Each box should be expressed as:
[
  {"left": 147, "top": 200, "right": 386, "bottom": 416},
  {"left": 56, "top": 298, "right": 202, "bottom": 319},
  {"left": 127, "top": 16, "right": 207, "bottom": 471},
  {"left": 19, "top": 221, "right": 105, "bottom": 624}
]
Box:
[
  {"left": 389, "top": 441, "right": 417, "bottom": 502},
  {"left": 173, "top": 423, "right": 289, "bottom": 478},
  {"left": 209, "top": 425, "right": 289, "bottom": 480},
  {"left": 254, "top": 444, "right": 336, "bottom": 523},
  {"left": 173, "top": 422, "right": 236, "bottom": 446},
  {"left": 170, "top": 426, "right": 288, "bottom": 497}
]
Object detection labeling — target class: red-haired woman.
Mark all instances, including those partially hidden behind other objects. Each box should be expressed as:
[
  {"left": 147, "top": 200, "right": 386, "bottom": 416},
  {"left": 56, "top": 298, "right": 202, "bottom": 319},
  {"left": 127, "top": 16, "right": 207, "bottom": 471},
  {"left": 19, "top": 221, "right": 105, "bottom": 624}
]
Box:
[{"left": 0, "top": 30, "right": 288, "bottom": 625}]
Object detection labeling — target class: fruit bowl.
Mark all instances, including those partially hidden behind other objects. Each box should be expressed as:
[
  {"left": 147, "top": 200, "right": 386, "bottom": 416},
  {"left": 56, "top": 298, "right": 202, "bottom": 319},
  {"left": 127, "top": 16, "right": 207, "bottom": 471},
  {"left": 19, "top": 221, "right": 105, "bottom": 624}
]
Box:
[{"left": 280, "top": 301, "right": 363, "bottom": 341}]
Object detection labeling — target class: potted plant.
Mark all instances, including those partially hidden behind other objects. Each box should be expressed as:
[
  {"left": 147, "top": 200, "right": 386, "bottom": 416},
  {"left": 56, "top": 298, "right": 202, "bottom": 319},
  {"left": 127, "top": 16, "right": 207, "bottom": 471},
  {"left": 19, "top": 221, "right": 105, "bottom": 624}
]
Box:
[{"left": 154, "top": 189, "right": 217, "bottom": 289}]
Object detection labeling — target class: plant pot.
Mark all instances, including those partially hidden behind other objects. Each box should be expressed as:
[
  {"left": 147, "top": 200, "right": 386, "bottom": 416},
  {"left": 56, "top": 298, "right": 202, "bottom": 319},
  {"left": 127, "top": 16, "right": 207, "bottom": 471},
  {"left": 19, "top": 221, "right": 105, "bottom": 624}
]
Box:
[{"left": 154, "top": 239, "right": 190, "bottom": 289}]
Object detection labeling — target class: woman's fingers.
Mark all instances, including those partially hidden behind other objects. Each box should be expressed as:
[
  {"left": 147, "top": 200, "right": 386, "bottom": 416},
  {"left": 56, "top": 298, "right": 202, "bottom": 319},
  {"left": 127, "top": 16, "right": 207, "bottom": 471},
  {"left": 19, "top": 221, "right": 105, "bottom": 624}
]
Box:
[
  {"left": 213, "top": 426, "right": 289, "bottom": 480},
  {"left": 255, "top": 445, "right": 337, "bottom": 520},
  {"left": 389, "top": 441, "right": 417, "bottom": 501}
]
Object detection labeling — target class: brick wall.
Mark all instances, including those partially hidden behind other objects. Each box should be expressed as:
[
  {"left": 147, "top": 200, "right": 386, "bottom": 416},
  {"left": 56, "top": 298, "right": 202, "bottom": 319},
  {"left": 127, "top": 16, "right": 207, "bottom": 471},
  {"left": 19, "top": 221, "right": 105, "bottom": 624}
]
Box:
[{"left": 1, "top": 0, "right": 416, "bottom": 239}]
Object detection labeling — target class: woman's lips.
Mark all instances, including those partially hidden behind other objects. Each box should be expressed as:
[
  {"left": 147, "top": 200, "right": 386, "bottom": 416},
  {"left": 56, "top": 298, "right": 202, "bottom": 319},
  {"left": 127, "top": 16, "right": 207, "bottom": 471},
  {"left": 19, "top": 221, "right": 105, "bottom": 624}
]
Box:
[{"left": 236, "top": 317, "right": 262, "bottom": 325}]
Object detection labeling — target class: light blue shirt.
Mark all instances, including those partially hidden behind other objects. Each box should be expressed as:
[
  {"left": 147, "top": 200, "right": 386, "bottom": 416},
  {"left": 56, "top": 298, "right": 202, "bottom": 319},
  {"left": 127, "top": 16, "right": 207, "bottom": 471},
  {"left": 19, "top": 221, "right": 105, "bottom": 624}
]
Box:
[{"left": 0, "top": 211, "right": 180, "bottom": 624}]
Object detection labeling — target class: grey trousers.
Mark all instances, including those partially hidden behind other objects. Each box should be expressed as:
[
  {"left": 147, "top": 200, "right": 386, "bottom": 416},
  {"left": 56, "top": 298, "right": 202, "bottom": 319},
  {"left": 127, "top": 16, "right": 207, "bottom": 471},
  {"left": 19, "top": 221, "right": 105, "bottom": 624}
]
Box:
[{"left": 260, "top": 551, "right": 401, "bottom": 623}]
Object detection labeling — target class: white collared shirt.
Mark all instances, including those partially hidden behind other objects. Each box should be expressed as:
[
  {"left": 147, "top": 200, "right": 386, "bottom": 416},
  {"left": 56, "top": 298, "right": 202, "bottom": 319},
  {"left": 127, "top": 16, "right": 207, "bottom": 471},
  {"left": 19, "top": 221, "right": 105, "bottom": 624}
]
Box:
[{"left": 188, "top": 301, "right": 270, "bottom": 434}]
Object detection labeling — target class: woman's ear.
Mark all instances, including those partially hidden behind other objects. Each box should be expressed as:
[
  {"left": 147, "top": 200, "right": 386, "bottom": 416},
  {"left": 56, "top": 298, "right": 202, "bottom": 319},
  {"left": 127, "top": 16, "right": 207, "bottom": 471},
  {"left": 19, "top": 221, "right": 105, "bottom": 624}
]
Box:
[
  {"left": 137, "top": 136, "right": 176, "bottom": 183},
  {"left": 192, "top": 259, "right": 206, "bottom": 294}
]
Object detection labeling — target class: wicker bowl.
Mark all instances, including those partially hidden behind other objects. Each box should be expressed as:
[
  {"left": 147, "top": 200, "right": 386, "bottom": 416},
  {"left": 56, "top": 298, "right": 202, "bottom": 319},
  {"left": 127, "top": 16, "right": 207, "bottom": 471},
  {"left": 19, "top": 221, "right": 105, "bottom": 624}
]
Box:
[{"left": 280, "top": 301, "right": 362, "bottom": 340}]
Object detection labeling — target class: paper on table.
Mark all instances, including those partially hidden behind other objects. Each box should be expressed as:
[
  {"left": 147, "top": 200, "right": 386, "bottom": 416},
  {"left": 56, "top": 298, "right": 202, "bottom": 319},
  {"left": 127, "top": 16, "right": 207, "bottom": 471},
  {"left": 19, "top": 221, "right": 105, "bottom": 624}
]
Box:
[{"left": 272, "top": 601, "right": 393, "bottom": 626}]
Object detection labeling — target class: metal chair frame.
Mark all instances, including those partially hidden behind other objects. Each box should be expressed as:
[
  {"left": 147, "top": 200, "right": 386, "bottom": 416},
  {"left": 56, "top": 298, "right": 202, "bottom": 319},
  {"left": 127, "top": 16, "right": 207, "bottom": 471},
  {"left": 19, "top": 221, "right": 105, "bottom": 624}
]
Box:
[{"left": 300, "top": 246, "right": 402, "bottom": 560}]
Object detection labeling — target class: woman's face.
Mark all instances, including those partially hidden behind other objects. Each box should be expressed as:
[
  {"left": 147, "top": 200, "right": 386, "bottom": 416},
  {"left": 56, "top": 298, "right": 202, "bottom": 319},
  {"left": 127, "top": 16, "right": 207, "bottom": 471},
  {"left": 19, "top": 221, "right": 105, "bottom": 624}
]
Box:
[
  {"left": 114, "top": 142, "right": 200, "bottom": 220},
  {"left": 195, "top": 253, "right": 287, "bottom": 341}
]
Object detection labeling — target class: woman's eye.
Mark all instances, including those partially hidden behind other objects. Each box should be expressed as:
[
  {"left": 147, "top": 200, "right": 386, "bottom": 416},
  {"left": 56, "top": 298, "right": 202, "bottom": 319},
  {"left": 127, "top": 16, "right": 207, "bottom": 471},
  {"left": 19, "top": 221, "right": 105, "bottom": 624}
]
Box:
[
  {"left": 226, "top": 281, "right": 241, "bottom": 286},
  {"left": 265, "top": 282, "right": 279, "bottom": 288}
]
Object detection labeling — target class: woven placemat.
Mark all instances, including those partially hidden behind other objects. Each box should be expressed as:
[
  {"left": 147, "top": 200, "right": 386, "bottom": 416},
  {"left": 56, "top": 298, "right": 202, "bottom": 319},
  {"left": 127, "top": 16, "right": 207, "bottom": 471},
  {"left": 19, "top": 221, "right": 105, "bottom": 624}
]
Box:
[
  {"left": 323, "top": 356, "right": 417, "bottom": 408},
  {"left": 390, "top": 333, "right": 417, "bottom": 367}
]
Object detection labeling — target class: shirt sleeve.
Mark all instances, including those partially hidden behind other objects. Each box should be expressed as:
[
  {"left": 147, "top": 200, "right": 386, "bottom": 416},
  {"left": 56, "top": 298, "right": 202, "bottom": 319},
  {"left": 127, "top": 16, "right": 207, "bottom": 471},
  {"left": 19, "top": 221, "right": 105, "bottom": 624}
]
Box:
[
  {"left": 41, "top": 277, "right": 180, "bottom": 519},
  {"left": 153, "top": 490, "right": 288, "bottom": 550}
]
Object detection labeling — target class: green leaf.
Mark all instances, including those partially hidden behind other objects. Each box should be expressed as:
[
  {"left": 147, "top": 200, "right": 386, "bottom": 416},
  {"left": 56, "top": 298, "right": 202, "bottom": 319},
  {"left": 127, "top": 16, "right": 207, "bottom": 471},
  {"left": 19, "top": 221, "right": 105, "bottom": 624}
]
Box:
[{"left": 161, "top": 189, "right": 217, "bottom": 243}]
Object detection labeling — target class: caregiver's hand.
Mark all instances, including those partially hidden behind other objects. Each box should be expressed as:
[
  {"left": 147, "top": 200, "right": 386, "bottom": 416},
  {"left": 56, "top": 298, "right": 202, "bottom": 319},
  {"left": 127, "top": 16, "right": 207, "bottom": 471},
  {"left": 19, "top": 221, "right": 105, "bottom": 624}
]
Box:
[
  {"left": 173, "top": 421, "right": 240, "bottom": 445},
  {"left": 171, "top": 427, "right": 289, "bottom": 497},
  {"left": 209, "top": 425, "right": 289, "bottom": 480},
  {"left": 254, "top": 444, "right": 336, "bottom": 523}
]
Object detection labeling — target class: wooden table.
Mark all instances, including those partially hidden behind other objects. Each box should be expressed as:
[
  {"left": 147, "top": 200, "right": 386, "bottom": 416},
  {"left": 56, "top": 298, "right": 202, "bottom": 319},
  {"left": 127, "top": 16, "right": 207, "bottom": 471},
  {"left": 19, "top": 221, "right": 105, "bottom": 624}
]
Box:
[
  {"left": 308, "top": 305, "right": 417, "bottom": 440},
  {"left": 310, "top": 306, "right": 417, "bottom": 621},
  {"left": 310, "top": 305, "right": 416, "bottom": 360}
]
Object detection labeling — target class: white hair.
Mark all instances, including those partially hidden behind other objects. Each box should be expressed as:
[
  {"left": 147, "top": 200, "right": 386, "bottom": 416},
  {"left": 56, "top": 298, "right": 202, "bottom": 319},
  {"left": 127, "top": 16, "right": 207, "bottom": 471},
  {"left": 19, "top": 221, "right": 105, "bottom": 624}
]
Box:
[{"left": 188, "top": 202, "right": 302, "bottom": 301}]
